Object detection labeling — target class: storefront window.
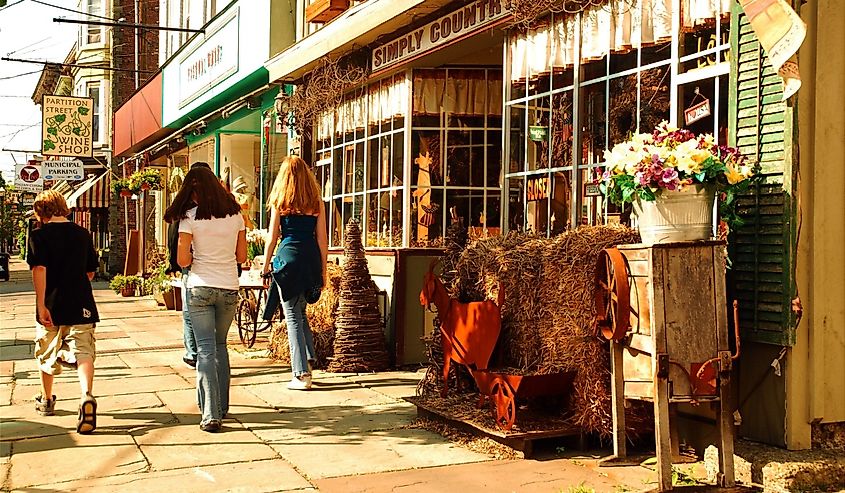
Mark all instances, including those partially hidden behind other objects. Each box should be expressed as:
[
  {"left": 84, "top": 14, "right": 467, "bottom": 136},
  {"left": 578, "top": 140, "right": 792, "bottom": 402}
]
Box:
[
  {"left": 316, "top": 74, "right": 407, "bottom": 248},
  {"left": 410, "top": 68, "right": 503, "bottom": 247},
  {"left": 505, "top": 0, "right": 730, "bottom": 233}
]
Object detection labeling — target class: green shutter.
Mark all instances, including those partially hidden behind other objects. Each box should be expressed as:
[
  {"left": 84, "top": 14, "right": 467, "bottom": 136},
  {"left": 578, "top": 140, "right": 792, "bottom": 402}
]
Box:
[{"left": 728, "top": 1, "right": 799, "bottom": 346}]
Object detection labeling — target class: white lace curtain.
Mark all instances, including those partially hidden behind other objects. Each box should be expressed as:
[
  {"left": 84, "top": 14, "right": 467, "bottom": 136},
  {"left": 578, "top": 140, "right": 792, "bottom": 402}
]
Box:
[
  {"left": 315, "top": 75, "right": 410, "bottom": 140},
  {"left": 510, "top": 0, "right": 731, "bottom": 82},
  {"left": 413, "top": 69, "right": 503, "bottom": 116}
]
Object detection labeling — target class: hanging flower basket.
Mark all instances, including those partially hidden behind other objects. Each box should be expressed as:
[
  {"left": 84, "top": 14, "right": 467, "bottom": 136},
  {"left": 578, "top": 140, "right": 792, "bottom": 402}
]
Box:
[
  {"left": 111, "top": 177, "right": 132, "bottom": 198},
  {"left": 129, "top": 168, "right": 163, "bottom": 193},
  {"left": 120, "top": 189, "right": 132, "bottom": 198},
  {"left": 601, "top": 121, "right": 759, "bottom": 245}
]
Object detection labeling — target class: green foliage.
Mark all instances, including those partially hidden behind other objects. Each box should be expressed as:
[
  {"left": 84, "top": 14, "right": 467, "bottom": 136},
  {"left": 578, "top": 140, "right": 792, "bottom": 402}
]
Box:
[
  {"left": 108, "top": 274, "right": 143, "bottom": 294},
  {"left": 143, "top": 261, "right": 173, "bottom": 295},
  {"left": 111, "top": 177, "right": 132, "bottom": 196},
  {"left": 566, "top": 483, "right": 595, "bottom": 493},
  {"left": 671, "top": 467, "right": 701, "bottom": 486},
  {"left": 129, "top": 168, "right": 163, "bottom": 192}
]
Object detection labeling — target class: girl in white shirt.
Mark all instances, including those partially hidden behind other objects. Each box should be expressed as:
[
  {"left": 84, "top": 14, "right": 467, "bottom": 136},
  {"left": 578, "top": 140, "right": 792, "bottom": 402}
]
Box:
[{"left": 166, "top": 166, "right": 247, "bottom": 432}]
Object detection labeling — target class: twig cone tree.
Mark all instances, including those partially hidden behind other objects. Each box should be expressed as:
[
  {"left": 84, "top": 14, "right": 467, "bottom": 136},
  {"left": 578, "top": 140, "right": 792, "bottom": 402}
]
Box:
[{"left": 328, "top": 218, "right": 389, "bottom": 372}]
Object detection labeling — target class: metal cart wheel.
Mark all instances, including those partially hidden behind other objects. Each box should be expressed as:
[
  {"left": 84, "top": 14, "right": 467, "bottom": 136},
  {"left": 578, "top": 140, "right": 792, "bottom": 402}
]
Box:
[
  {"left": 490, "top": 376, "right": 517, "bottom": 431},
  {"left": 594, "top": 247, "right": 633, "bottom": 341},
  {"left": 236, "top": 294, "right": 259, "bottom": 348}
]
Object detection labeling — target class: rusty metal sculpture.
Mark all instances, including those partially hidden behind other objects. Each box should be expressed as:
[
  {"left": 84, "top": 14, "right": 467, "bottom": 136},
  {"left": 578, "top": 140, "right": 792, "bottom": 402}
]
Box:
[
  {"left": 419, "top": 262, "right": 503, "bottom": 397},
  {"left": 420, "top": 263, "right": 575, "bottom": 431}
]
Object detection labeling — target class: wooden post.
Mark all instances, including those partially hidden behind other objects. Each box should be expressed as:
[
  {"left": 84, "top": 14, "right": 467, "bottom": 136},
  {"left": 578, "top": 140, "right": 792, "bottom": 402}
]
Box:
[
  {"left": 653, "top": 358, "right": 673, "bottom": 491},
  {"left": 611, "top": 340, "right": 627, "bottom": 458},
  {"left": 718, "top": 373, "right": 736, "bottom": 487}
]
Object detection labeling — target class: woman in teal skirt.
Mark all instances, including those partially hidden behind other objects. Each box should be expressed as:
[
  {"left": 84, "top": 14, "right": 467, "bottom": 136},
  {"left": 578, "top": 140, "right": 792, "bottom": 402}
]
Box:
[{"left": 261, "top": 156, "right": 328, "bottom": 390}]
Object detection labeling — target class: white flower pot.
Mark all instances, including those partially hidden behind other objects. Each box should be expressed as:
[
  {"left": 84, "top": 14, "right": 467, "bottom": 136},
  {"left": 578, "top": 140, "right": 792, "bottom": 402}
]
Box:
[{"left": 633, "top": 184, "right": 716, "bottom": 245}]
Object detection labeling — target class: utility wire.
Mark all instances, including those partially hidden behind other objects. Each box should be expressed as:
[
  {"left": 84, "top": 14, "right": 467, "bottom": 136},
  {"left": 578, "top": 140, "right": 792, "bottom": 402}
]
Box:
[
  {"left": 0, "top": 70, "right": 43, "bottom": 81},
  {"left": 29, "top": 0, "right": 114, "bottom": 21}
]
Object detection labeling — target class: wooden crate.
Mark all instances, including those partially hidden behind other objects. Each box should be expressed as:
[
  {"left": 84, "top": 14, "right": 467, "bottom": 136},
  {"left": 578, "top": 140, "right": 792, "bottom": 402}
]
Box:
[{"left": 305, "top": 0, "right": 349, "bottom": 24}]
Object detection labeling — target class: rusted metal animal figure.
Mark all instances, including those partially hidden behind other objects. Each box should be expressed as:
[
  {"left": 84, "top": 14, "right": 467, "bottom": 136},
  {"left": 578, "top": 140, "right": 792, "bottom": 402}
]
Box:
[{"left": 420, "top": 264, "right": 503, "bottom": 397}]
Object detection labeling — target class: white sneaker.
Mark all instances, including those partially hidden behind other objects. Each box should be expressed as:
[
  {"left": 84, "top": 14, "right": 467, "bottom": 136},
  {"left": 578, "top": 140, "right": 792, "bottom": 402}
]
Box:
[{"left": 287, "top": 374, "right": 312, "bottom": 390}]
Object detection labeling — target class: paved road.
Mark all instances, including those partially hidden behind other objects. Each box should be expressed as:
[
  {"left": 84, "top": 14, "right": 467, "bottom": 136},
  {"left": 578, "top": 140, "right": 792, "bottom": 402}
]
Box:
[{"left": 0, "top": 256, "right": 656, "bottom": 492}]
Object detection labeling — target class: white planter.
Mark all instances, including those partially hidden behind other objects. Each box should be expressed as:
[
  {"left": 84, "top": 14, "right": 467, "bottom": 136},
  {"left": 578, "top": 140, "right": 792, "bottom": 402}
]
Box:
[{"left": 633, "top": 184, "right": 716, "bottom": 245}]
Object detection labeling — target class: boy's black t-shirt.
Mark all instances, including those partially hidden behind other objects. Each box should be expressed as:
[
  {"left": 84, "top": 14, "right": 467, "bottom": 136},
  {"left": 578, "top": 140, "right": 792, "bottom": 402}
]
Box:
[{"left": 26, "top": 221, "right": 100, "bottom": 326}]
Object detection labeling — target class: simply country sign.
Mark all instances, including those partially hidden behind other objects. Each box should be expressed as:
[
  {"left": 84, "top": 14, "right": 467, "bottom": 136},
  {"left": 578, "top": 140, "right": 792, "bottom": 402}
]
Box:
[
  {"left": 371, "top": 0, "right": 511, "bottom": 72},
  {"left": 41, "top": 95, "right": 94, "bottom": 157}
]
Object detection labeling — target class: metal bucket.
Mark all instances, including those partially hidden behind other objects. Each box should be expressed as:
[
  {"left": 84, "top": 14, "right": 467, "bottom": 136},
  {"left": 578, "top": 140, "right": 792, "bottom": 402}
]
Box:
[{"left": 633, "top": 184, "right": 715, "bottom": 245}]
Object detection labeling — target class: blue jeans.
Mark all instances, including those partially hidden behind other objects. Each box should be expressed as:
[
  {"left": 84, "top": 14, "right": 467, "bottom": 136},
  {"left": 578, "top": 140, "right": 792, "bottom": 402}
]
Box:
[
  {"left": 187, "top": 286, "right": 238, "bottom": 424},
  {"left": 280, "top": 292, "right": 315, "bottom": 377},
  {"left": 262, "top": 277, "right": 280, "bottom": 321},
  {"left": 181, "top": 271, "right": 197, "bottom": 361}
]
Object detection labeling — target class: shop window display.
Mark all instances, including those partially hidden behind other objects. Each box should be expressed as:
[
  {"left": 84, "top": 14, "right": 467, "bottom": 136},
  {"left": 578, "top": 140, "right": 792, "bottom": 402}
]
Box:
[
  {"left": 410, "top": 68, "right": 503, "bottom": 247},
  {"left": 505, "top": 0, "right": 730, "bottom": 234}
]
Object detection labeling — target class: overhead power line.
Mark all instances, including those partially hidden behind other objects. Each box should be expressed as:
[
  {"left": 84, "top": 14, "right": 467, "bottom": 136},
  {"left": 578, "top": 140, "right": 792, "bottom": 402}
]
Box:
[
  {"left": 54, "top": 17, "right": 205, "bottom": 33},
  {"left": 29, "top": 0, "right": 113, "bottom": 21},
  {"left": 0, "top": 70, "right": 43, "bottom": 81},
  {"left": 1, "top": 56, "right": 155, "bottom": 74}
]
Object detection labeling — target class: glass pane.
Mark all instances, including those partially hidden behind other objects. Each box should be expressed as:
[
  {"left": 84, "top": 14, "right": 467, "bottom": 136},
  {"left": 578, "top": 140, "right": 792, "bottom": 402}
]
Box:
[
  {"left": 354, "top": 142, "right": 364, "bottom": 193},
  {"left": 445, "top": 189, "right": 470, "bottom": 238},
  {"left": 391, "top": 131, "right": 404, "bottom": 189},
  {"left": 637, "top": 66, "right": 671, "bottom": 137},
  {"left": 367, "top": 137, "right": 380, "bottom": 190},
  {"left": 332, "top": 148, "right": 343, "bottom": 196},
  {"left": 329, "top": 197, "right": 342, "bottom": 247},
  {"left": 412, "top": 130, "right": 442, "bottom": 187},
  {"left": 390, "top": 189, "right": 403, "bottom": 247},
  {"left": 528, "top": 73, "right": 551, "bottom": 98},
  {"left": 551, "top": 170, "right": 572, "bottom": 234},
  {"left": 486, "top": 129, "right": 502, "bottom": 187},
  {"left": 508, "top": 104, "right": 526, "bottom": 174},
  {"left": 410, "top": 187, "right": 443, "bottom": 247},
  {"left": 552, "top": 67, "right": 574, "bottom": 91},
  {"left": 353, "top": 195, "right": 364, "bottom": 222},
  {"left": 366, "top": 192, "right": 379, "bottom": 247},
  {"left": 681, "top": 22, "right": 730, "bottom": 74},
  {"left": 580, "top": 167, "right": 606, "bottom": 227},
  {"left": 526, "top": 96, "right": 551, "bottom": 171},
  {"left": 550, "top": 91, "right": 574, "bottom": 168},
  {"left": 486, "top": 195, "right": 502, "bottom": 237},
  {"left": 583, "top": 82, "right": 607, "bottom": 165},
  {"left": 525, "top": 173, "right": 551, "bottom": 236},
  {"left": 507, "top": 177, "right": 525, "bottom": 231}
]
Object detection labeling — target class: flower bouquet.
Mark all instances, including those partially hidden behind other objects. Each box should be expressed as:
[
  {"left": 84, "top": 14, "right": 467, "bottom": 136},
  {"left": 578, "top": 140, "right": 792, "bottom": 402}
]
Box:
[
  {"left": 246, "top": 228, "right": 269, "bottom": 264},
  {"left": 601, "top": 121, "right": 757, "bottom": 244}
]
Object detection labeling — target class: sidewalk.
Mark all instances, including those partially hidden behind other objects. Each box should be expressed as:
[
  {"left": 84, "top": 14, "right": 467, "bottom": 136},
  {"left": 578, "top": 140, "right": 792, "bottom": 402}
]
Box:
[{"left": 1, "top": 257, "right": 658, "bottom": 492}]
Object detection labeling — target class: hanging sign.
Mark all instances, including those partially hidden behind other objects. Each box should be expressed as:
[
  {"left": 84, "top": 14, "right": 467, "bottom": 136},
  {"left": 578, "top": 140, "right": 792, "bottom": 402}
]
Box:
[
  {"left": 371, "top": 0, "right": 511, "bottom": 72},
  {"left": 42, "top": 159, "right": 85, "bottom": 181},
  {"left": 41, "top": 95, "right": 94, "bottom": 157},
  {"left": 526, "top": 176, "right": 549, "bottom": 202},
  {"left": 585, "top": 182, "right": 603, "bottom": 197},
  {"left": 14, "top": 161, "right": 43, "bottom": 194},
  {"left": 684, "top": 97, "right": 711, "bottom": 126},
  {"left": 178, "top": 8, "right": 239, "bottom": 108}
]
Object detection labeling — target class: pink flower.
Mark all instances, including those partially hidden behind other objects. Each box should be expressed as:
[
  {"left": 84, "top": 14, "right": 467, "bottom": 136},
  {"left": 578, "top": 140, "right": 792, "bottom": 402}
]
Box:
[{"left": 661, "top": 168, "right": 679, "bottom": 183}]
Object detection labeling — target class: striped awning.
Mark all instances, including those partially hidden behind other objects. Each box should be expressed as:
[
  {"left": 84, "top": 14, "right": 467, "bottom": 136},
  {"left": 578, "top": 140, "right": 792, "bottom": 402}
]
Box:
[{"left": 67, "top": 173, "right": 110, "bottom": 209}]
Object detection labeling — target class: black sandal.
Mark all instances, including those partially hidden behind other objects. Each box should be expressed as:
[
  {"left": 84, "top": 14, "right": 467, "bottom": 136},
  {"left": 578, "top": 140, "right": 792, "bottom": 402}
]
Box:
[{"left": 77, "top": 394, "right": 97, "bottom": 434}]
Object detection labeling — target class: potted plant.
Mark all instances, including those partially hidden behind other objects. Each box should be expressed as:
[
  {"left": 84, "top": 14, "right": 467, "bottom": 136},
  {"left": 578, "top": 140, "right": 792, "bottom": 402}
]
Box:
[
  {"left": 109, "top": 274, "right": 142, "bottom": 297},
  {"left": 111, "top": 178, "right": 132, "bottom": 198},
  {"left": 129, "top": 168, "right": 163, "bottom": 192},
  {"left": 144, "top": 261, "right": 178, "bottom": 309},
  {"left": 600, "top": 121, "right": 758, "bottom": 245}
]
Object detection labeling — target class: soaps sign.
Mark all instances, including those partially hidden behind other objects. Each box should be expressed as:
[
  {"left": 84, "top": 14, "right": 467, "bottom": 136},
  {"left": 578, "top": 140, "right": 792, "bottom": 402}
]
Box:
[{"left": 42, "top": 159, "right": 84, "bottom": 181}]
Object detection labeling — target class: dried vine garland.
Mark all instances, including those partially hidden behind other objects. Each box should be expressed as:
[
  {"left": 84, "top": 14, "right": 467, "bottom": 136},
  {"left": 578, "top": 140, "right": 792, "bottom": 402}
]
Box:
[
  {"left": 608, "top": 67, "right": 670, "bottom": 145},
  {"left": 284, "top": 55, "right": 369, "bottom": 137},
  {"left": 506, "top": 0, "right": 631, "bottom": 28}
]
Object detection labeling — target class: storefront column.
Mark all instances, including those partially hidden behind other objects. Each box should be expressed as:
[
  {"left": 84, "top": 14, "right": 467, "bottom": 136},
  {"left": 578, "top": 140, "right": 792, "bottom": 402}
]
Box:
[{"left": 402, "top": 69, "right": 413, "bottom": 248}]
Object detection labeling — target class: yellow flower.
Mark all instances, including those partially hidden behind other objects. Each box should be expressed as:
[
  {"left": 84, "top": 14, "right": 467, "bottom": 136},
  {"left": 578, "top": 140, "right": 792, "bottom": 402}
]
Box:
[{"left": 725, "top": 164, "right": 744, "bottom": 184}]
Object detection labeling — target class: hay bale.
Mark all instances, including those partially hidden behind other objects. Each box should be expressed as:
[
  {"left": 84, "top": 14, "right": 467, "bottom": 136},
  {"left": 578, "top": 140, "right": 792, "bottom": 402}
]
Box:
[
  {"left": 268, "top": 262, "right": 342, "bottom": 369},
  {"left": 449, "top": 225, "right": 649, "bottom": 437}
]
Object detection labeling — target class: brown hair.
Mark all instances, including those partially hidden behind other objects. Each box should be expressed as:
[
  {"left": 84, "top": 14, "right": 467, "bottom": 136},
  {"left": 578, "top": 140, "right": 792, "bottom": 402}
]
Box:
[
  {"left": 33, "top": 189, "right": 70, "bottom": 221},
  {"left": 267, "top": 156, "right": 322, "bottom": 215},
  {"left": 164, "top": 166, "right": 240, "bottom": 221}
]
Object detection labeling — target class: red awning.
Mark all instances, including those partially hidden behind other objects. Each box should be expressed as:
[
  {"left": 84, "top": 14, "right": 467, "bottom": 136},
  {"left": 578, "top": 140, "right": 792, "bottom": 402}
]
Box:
[{"left": 67, "top": 173, "right": 110, "bottom": 209}]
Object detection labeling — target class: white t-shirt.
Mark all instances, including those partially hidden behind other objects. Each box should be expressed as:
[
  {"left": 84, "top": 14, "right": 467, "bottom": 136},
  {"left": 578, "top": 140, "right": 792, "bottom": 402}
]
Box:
[{"left": 179, "top": 207, "right": 245, "bottom": 291}]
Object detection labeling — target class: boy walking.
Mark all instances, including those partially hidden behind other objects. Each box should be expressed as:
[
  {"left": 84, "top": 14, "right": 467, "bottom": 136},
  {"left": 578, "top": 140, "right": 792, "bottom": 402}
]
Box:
[{"left": 27, "top": 189, "right": 99, "bottom": 434}]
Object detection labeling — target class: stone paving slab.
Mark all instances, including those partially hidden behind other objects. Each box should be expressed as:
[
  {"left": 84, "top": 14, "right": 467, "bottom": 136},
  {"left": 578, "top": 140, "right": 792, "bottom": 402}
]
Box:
[
  {"left": 266, "top": 427, "right": 492, "bottom": 480},
  {"left": 1, "top": 392, "right": 166, "bottom": 440},
  {"left": 7, "top": 433, "right": 147, "bottom": 489},
  {"left": 245, "top": 377, "right": 396, "bottom": 412},
  {"left": 246, "top": 401, "right": 417, "bottom": 440},
  {"left": 12, "top": 373, "right": 192, "bottom": 405},
  {"left": 14, "top": 458, "right": 316, "bottom": 493},
  {"left": 314, "top": 456, "right": 652, "bottom": 493},
  {"left": 118, "top": 349, "right": 187, "bottom": 369},
  {"left": 135, "top": 423, "right": 279, "bottom": 471}
]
